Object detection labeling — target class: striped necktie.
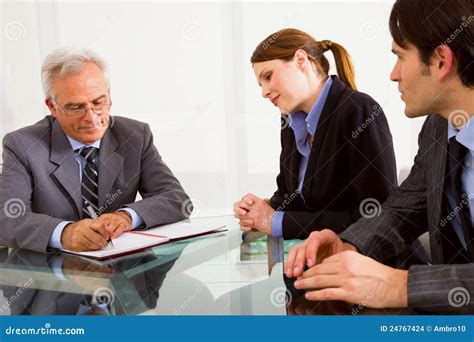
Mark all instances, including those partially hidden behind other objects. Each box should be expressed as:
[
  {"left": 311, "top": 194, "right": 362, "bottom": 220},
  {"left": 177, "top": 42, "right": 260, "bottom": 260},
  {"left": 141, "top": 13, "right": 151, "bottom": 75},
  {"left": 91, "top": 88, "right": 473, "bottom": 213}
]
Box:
[{"left": 80, "top": 147, "right": 99, "bottom": 218}]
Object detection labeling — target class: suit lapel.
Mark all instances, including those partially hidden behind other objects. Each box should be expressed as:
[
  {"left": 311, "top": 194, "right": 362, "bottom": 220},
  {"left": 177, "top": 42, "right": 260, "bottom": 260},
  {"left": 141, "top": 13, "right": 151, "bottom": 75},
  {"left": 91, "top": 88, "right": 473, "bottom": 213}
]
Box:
[
  {"left": 287, "top": 133, "right": 301, "bottom": 192},
  {"left": 430, "top": 116, "right": 448, "bottom": 225},
  {"left": 429, "top": 116, "right": 448, "bottom": 263},
  {"left": 98, "top": 129, "right": 124, "bottom": 209},
  {"left": 301, "top": 76, "right": 344, "bottom": 199},
  {"left": 50, "top": 119, "right": 82, "bottom": 216}
]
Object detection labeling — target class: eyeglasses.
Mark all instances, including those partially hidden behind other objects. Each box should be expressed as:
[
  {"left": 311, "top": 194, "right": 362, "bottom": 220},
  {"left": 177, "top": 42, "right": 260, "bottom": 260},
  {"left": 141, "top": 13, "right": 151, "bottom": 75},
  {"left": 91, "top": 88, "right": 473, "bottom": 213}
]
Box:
[{"left": 52, "top": 98, "right": 112, "bottom": 118}]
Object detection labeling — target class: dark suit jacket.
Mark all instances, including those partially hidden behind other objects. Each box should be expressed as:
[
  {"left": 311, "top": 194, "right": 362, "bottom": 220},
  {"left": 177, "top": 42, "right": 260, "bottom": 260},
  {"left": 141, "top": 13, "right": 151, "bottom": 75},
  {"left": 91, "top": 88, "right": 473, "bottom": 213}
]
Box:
[
  {"left": 1, "top": 249, "right": 177, "bottom": 315},
  {"left": 0, "top": 115, "right": 191, "bottom": 252},
  {"left": 270, "top": 76, "right": 397, "bottom": 239},
  {"left": 340, "top": 114, "right": 474, "bottom": 313}
]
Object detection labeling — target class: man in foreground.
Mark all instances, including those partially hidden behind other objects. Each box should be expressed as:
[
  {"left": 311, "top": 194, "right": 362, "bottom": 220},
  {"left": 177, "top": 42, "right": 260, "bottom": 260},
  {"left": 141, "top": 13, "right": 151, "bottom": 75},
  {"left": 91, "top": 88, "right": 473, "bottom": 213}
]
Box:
[{"left": 286, "top": 0, "right": 474, "bottom": 313}]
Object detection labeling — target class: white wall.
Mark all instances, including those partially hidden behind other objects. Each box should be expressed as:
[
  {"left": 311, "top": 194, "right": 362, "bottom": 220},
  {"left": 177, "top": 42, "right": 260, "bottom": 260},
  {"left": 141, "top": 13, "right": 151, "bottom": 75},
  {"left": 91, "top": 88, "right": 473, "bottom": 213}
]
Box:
[{"left": 1, "top": 0, "right": 425, "bottom": 217}]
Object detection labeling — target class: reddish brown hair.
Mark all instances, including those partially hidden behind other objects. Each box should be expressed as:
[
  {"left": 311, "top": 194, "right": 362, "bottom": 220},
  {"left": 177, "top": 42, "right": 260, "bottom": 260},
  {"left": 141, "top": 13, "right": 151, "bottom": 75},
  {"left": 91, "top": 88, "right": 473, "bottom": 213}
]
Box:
[{"left": 251, "top": 28, "right": 357, "bottom": 90}]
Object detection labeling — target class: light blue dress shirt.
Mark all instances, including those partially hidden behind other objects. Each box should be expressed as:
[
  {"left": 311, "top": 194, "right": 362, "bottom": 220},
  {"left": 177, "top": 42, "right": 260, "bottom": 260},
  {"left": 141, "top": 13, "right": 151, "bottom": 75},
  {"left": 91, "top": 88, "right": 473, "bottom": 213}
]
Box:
[
  {"left": 446, "top": 121, "right": 474, "bottom": 249},
  {"left": 272, "top": 77, "right": 333, "bottom": 237},
  {"left": 48, "top": 136, "right": 144, "bottom": 249}
]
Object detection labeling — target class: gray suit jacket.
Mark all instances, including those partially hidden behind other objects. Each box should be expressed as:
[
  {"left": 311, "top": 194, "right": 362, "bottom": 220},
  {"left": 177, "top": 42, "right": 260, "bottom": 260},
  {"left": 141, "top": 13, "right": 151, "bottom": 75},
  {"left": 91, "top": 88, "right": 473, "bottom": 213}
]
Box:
[
  {"left": 340, "top": 114, "right": 473, "bottom": 314},
  {"left": 0, "top": 115, "right": 191, "bottom": 253}
]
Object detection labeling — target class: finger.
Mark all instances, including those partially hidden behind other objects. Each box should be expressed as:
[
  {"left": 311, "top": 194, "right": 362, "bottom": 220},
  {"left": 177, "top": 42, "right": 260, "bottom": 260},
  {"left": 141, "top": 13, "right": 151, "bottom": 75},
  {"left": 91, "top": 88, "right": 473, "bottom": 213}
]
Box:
[
  {"left": 234, "top": 207, "right": 249, "bottom": 218},
  {"left": 293, "top": 245, "right": 307, "bottom": 278},
  {"left": 305, "top": 235, "right": 321, "bottom": 268},
  {"left": 81, "top": 227, "right": 108, "bottom": 248},
  {"left": 69, "top": 239, "right": 90, "bottom": 252},
  {"left": 105, "top": 221, "right": 121, "bottom": 237},
  {"left": 285, "top": 245, "right": 300, "bottom": 277},
  {"left": 321, "top": 253, "right": 344, "bottom": 264},
  {"left": 89, "top": 220, "right": 109, "bottom": 239},
  {"left": 300, "top": 262, "right": 340, "bottom": 279},
  {"left": 244, "top": 193, "right": 260, "bottom": 203},
  {"left": 305, "top": 288, "right": 347, "bottom": 302},
  {"left": 80, "top": 233, "right": 105, "bottom": 250},
  {"left": 236, "top": 200, "right": 252, "bottom": 211},
  {"left": 77, "top": 240, "right": 96, "bottom": 252},
  {"left": 294, "top": 274, "right": 343, "bottom": 290},
  {"left": 111, "top": 223, "right": 129, "bottom": 238},
  {"left": 239, "top": 218, "right": 254, "bottom": 226},
  {"left": 234, "top": 200, "right": 250, "bottom": 212},
  {"left": 240, "top": 225, "right": 254, "bottom": 232}
]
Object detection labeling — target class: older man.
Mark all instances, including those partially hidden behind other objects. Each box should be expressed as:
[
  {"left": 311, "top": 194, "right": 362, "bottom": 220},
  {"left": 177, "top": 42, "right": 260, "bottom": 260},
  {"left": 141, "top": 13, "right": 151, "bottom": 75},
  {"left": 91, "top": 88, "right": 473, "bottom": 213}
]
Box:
[{"left": 0, "top": 48, "right": 191, "bottom": 253}]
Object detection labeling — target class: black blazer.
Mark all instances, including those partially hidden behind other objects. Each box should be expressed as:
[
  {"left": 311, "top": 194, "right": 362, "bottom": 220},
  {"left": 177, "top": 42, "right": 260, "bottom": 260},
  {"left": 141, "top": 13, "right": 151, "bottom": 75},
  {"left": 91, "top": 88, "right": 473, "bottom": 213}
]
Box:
[
  {"left": 269, "top": 76, "right": 397, "bottom": 239},
  {"left": 340, "top": 114, "right": 474, "bottom": 313}
]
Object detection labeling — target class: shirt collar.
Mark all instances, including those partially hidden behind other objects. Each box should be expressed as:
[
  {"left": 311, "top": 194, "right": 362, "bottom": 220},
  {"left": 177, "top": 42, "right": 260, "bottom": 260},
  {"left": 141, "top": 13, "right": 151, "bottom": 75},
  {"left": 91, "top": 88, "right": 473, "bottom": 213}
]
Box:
[
  {"left": 67, "top": 136, "right": 101, "bottom": 152},
  {"left": 447, "top": 118, "right": 474, "bottom": 152},
  {"left": 289, "top": 76, "right": 333, "bottom": 136},
  {"left": 306, "top": 76, "right": 333, "bottom": 135}
]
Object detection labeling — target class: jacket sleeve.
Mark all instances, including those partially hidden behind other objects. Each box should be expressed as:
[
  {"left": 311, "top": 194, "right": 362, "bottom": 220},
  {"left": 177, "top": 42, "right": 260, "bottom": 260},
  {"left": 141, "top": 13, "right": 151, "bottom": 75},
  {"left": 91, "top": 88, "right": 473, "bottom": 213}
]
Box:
[
  {"left": 281, "top": 100, "right": 398, "bottom": 239},
  {"left": 407, "top": 264, "right": 474, "bottom": 313},
  {"left": 0, "top": 133, "right": 63, "bottom": 252},
  {"left": 339, "top": 115, "right": 431, "bottom": 262}
]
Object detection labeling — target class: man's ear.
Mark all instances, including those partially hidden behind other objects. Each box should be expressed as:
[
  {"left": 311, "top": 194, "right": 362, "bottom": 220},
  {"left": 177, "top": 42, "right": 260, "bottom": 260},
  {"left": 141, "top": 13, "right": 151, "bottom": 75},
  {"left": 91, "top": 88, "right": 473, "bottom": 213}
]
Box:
[
  {"left": 433, "top": 45, "right": 455, "bottom": 81},
  {"left": 45, "top": 98, "right": 57, "bottom": 117}
]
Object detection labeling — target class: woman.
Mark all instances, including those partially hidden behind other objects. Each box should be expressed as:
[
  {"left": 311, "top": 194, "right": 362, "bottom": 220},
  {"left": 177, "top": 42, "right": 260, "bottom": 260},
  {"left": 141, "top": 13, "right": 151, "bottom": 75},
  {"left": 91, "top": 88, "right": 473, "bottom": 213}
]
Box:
[{"left": 233, "top": 28, "right": 397, "bottom": 239}]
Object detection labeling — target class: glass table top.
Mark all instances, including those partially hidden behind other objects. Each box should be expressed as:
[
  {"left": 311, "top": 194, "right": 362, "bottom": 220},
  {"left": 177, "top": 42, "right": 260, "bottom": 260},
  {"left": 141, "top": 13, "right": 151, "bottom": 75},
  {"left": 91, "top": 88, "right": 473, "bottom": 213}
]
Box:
[{"left": 0, "top": 216, "right": 411, "bottom": 315}]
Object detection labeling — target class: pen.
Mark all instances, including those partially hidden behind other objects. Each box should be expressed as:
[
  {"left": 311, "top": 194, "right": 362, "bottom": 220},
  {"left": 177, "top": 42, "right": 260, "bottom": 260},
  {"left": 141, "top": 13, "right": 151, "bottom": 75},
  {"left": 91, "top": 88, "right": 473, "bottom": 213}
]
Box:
[{"left": 84, "top": 201, "right": 114, "bottom": 248}]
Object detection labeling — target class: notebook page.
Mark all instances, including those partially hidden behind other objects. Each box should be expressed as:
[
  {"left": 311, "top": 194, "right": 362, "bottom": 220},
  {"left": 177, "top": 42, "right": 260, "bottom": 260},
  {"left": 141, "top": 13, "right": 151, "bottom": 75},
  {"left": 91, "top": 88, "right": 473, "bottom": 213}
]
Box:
[
  {"left": 61, "top": 231, "right": 168, "bottom": 259},
  {"left": 144, "top": 221, "right": 227, "bottom": 240}
]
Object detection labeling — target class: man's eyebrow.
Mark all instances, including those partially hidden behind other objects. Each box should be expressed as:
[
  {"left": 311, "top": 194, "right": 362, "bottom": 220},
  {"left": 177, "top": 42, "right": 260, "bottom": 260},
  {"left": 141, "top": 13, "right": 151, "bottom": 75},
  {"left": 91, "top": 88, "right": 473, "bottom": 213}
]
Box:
[
  {"left": 91, "top": 95, "right": 107, "bottom": 102},
  {"left": 63, "top": 95, "right": 107, "bottom": 108}
]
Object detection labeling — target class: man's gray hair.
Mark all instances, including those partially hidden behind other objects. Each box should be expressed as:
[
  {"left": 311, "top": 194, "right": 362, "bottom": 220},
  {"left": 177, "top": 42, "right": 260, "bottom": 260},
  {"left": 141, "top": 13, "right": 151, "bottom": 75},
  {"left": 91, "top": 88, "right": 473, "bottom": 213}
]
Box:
[{"left": 41, "top": 47, "right": 109, "bottom": 98}]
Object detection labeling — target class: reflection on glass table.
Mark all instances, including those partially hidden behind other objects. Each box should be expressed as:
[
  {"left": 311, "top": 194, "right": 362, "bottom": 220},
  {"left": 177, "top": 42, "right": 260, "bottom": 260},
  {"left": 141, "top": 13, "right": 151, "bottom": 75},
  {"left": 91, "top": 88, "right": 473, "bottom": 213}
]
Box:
[
  {"left": 0, "top": 216, "right": 414, "bottom": 315},
  {"left": 0, "top": 216, "right": 287, "bottom": 315}
]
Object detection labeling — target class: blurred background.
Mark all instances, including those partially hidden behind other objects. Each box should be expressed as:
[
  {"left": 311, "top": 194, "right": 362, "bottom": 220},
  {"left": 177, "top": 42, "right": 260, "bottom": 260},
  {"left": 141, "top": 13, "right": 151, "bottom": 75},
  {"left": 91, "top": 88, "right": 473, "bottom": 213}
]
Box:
[{"left": 1, "top": 0, "right": 425, "bottom": 217}]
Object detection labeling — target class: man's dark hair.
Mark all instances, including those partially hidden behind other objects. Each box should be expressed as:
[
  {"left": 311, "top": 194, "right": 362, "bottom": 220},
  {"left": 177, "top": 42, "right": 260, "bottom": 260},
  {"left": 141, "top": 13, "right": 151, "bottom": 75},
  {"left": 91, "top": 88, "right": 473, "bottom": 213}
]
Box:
[{"left": 390, "top": 0, "right": 474, "bottom": 87}]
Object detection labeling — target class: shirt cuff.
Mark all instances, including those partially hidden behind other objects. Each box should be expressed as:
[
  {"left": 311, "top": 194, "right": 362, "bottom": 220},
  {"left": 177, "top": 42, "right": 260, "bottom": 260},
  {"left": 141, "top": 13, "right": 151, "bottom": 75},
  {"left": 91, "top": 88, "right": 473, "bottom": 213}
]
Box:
[
  {"left": 49, "top": 221, "right": 73, "bottom": 249},
  {"left": 272, "top": 211, "right": 284, "bottom": 238},
  {"left": 119, "top": 208, "right": 144, "bottom": 230}
]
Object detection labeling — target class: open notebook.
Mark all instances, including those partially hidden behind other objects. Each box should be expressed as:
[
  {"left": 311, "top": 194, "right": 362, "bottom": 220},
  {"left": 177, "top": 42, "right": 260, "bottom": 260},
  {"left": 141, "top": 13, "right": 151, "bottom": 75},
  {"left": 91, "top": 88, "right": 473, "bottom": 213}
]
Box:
[{"left": 61, "top": 221, "right": 227, "bottom": 260}]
